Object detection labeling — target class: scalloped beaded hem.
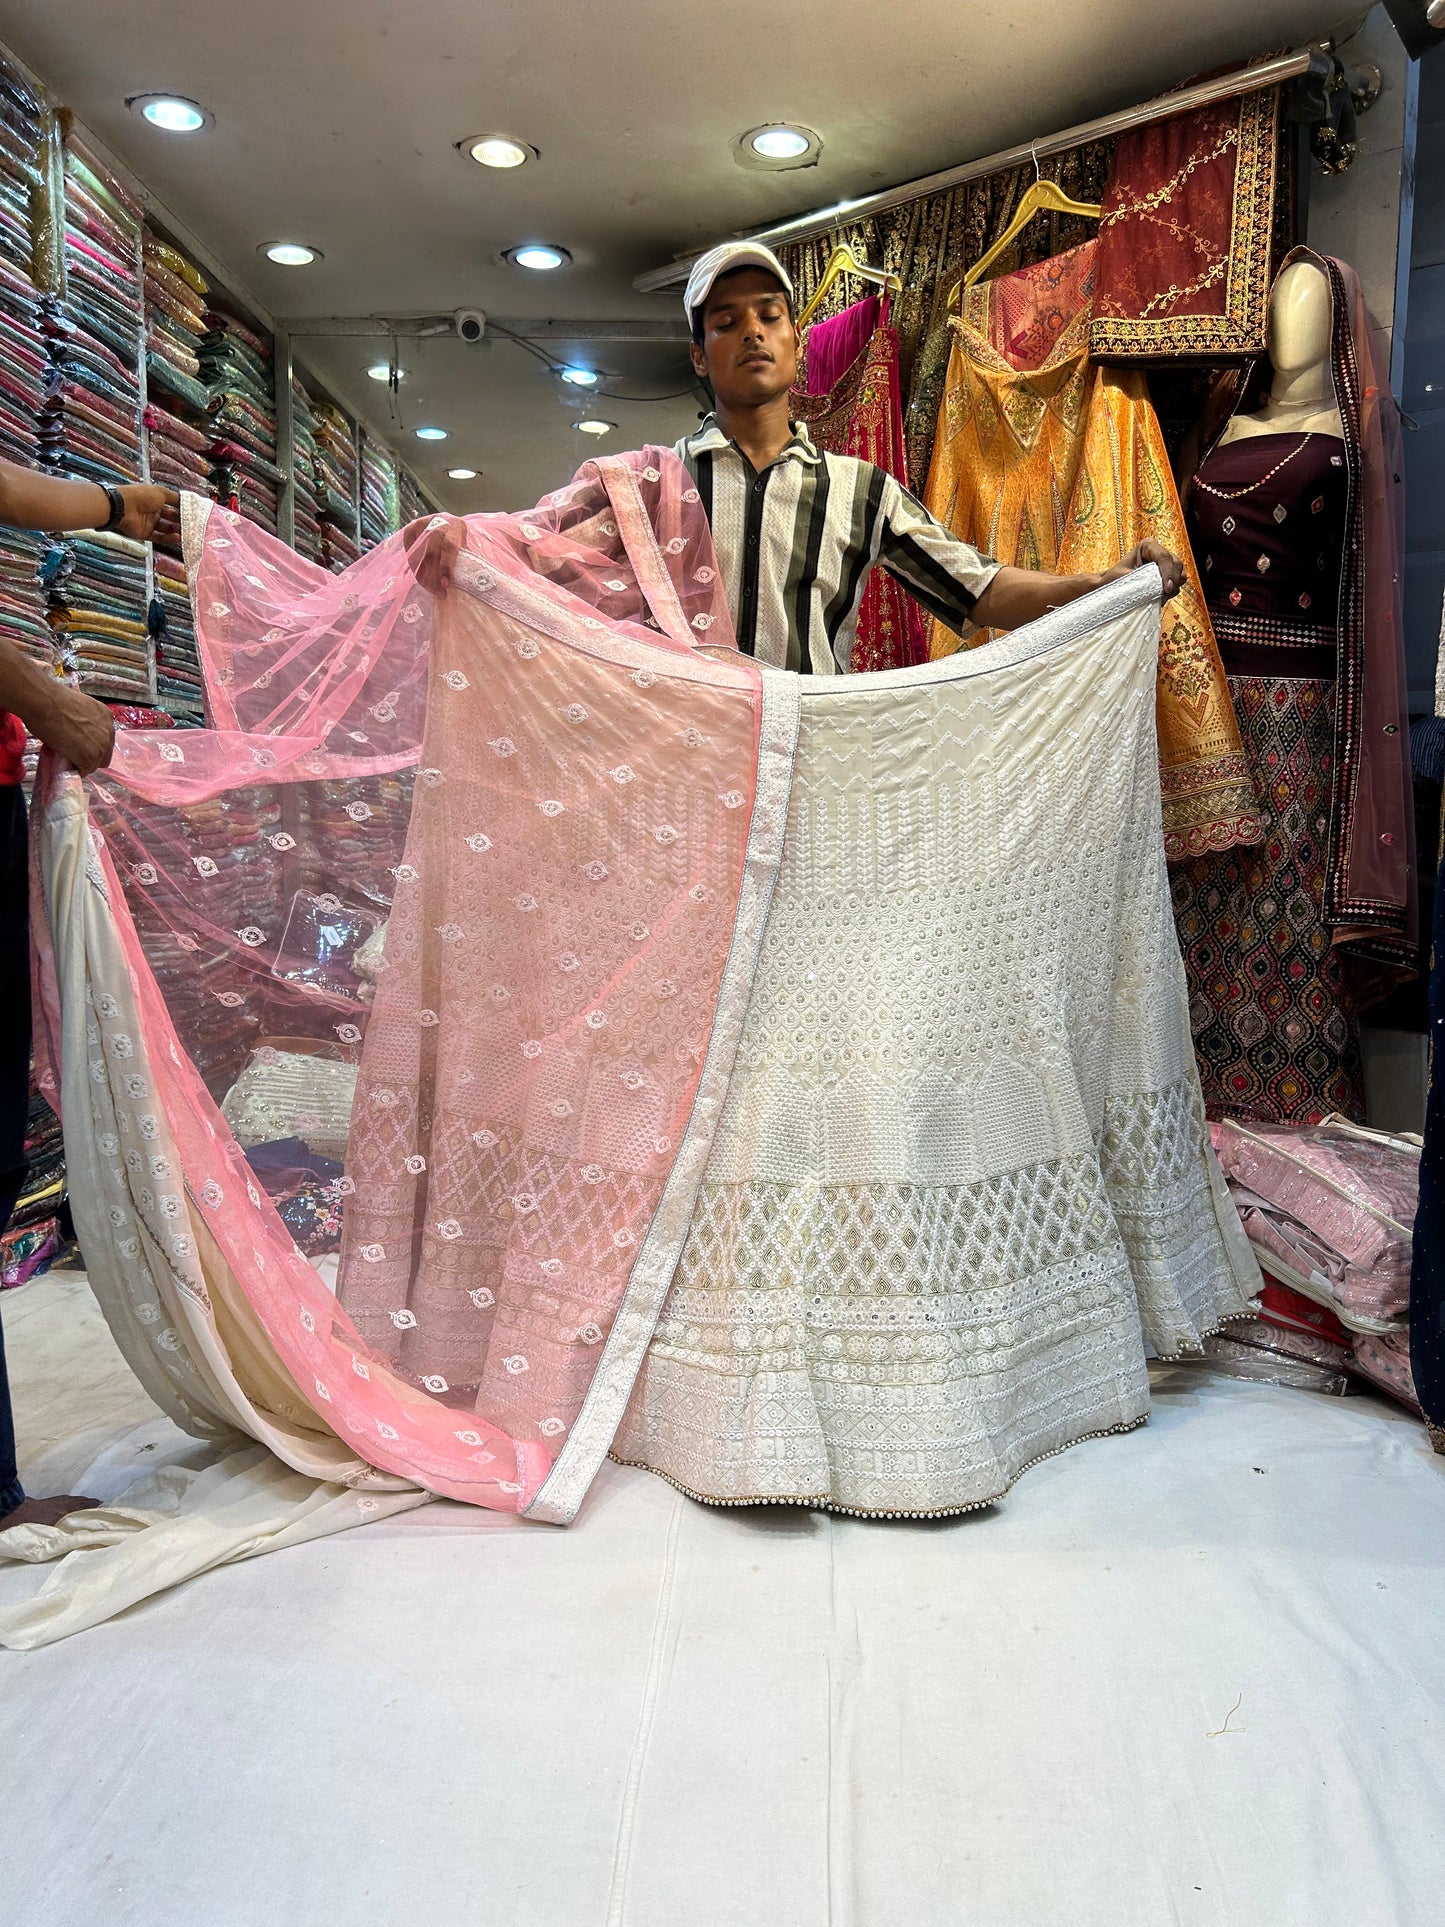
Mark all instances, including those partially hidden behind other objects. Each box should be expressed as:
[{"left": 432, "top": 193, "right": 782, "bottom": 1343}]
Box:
[{"left": 609, "top": 1410, "right": 1152, "bottom": 1521}]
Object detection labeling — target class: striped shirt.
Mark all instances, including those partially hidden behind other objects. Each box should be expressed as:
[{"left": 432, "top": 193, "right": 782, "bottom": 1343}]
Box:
[{"left": 674, "top": 414, "right": 999, "bottom": 673}]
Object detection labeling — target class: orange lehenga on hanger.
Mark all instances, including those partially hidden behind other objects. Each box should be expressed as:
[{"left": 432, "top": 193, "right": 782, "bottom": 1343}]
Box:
[{"left": 923, "top": 240, "right": 1261, "bottom": 859}]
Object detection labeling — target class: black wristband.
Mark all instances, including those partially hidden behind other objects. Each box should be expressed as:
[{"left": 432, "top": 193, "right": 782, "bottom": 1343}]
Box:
[{"left": 100, "top": 485, "right": 126, "bottom": 531}]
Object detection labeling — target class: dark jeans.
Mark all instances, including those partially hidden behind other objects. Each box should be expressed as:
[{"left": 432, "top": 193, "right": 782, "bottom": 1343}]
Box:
[
  {"left": 0, "top": 783, "right": 31, "bottom": 1514},
  {"left": 1411, "top": 828, "right": 1445, "bottom": 1447}
]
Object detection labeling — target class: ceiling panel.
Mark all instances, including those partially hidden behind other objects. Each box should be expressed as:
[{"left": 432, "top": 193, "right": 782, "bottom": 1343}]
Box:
[{"left": 0, "top": 0, "right": 1355, "bottom": 509}]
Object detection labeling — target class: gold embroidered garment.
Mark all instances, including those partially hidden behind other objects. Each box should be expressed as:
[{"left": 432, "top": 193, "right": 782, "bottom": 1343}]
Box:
[{"left": 923, "top": 242, "right": 1261, "bottom": 859}]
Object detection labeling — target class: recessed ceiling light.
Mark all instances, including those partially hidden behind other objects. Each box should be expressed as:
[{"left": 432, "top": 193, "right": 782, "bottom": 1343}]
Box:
[
  {"left": 560, "top": 366, "right": 600, "bottom": 387},
  {"left": 734, "top": 123, "right": 823, "bottom": 171},
  {"left": 366, "top": 362, "right": 405, "bottom": 382},
  {"left": 416, "top": 426, "right": 448, "bottom": 441},
  {"left": 447, "top": 467, "right": 479, "bottom": 480},
  {"left": 752, "top": 126, "right": 810, "bottom": 159},
  {"left": 506, "top": 244, "right": 570, "bottom": 272},
  {"left": 575, "top": 419, "right": 615, "bottom": 436},
  {"left": 263, "top": 242, "right": 321, "bottom": 267},
  {"left": 128, "top": 93, "right": 209, "bottom": 132},
  {"left": 464, "top": 135, "right": 535, "bottom": 169}
]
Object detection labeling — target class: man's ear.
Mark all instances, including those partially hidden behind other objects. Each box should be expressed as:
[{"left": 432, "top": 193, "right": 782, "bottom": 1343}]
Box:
[{"left": 689, "top": 339, "right": 709, "bottom": 380}]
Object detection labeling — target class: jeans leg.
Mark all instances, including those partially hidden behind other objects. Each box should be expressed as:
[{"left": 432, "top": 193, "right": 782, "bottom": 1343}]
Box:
[{"left": 0, "top": 782, "right": 32, "bottom": 1512}]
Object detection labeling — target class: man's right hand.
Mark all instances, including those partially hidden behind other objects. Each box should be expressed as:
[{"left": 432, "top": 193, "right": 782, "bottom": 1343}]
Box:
[
  {"left": 404, "top": 514, "right": 466, "bottom": 597},
  {"left": 115, "top": 484, "right": 180, "bottom": 545},
  {"left": 32, "top": 682, "right": 115, "bottom": 775}
]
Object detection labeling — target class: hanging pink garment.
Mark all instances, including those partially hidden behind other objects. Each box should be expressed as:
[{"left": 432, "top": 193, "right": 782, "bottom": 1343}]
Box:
[
  {"left": 35, "top": 455, "right": 797, "bottom": 1521},
  {"left": 791, "top": 296, "right": 930, "bottom": 672}
]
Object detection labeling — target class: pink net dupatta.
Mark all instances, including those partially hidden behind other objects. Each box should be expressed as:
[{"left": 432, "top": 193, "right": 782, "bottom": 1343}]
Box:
[{"left": 50, "top": 452, "right": 797, "bottom": 1521}]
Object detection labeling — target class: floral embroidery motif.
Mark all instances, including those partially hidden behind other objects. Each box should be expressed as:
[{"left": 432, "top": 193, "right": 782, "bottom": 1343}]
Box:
[
  {"left": 503, "top": 1355, "right": 530, "bottom": 1375},
  {"left": 465, "top": 833, "right": 493, "bottom": 853},
  {"left": 539, "top": 799, "right": 565, "bottom": 817}
]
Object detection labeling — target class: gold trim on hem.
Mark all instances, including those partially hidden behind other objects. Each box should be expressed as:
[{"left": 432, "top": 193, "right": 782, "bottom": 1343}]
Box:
[{"left": 610, "top": 1409, "right": 1152, "bottom": 1521}]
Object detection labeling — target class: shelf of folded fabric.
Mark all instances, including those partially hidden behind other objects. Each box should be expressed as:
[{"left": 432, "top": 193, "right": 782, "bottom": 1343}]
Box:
[
  {"left": 141, "top": 223, "right": 210, "bottom": 428},
  {"left": 289, "top": 374, "right": 323, "bottom": 563},
  {"left": 0, "top": 1088, "right": 70, "bottom": 1289},
  {"left": 39, "top": 530, "right": 151, "bottom": 705},
  {"left": 201, "top": 303, "right": 279, "bottom": 536},
  {"left": 143, "top": 397, "right": 209, "bottom": 496},
  {"left": 42, "top": 137, "right": 145, "bottom": 491},
  {"left": 0, "top": 528, "right": 48, "bottom": 672},
  {"left": 358, "top": 426, "right": 398, "bottom": 550},
  {"left": 149, "top": 544, "right": 203, "bottom": 723},
  {"left": 313, "top": 398, "right": 358, "bottom": 572},
  {"left": 397, "top": 466, "right": 426, "bottom": 528},
  {"left": 0, "top": 61, "right": 45, "bottom": 472}
]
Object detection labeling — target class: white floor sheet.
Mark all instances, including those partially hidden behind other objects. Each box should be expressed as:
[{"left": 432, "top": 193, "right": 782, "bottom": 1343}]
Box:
[{"left": 3, "top": 1271, "right": 1442, "bottom": 1927}]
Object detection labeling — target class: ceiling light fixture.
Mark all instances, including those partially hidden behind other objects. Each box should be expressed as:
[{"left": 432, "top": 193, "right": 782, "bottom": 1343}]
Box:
[
  {"left": 366, "top": 362, "right": 404, "bottom": 382},
  {"left": 447, "top": 467, "right": 479, "bottom": 480},
  {"left": 263, "top": 242, "right": 321, "bottom": 267},
  {"left": 560, "top": 366, "right": 600, "bottom": 387},
  {"left": 575, "top": 419, "right": 615, "bottom": 436},
  {"left": 416, "top": 426, "right": 448, "bottom": 441},
  {"left": 463, "top": 135, "right": 536, "bottom": 169},
  {"left": 733, "top": 123, "right": 823, "bottom": 172},
  {"left": 506, "top": 244, "right": 570, "bottom": 272},
  {"left": 127, "top": 93, "right": 209, "bottom": 132}
]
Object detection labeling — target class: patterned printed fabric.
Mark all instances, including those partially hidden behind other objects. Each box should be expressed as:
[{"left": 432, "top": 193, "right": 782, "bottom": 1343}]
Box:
[
  {"left": 1090, "top": 86, "right": 1281, "bottom": 360},
  {"left": 921, "top": 240, "right": 1261, "bottom": 861},
  {"left": 613, "top": 572, "right": 1258, "bottom": 1517},
  {"left": 791, "top": 297, "right": 930, "bottom": 672},
  {"left": 1171, "top": 676, "right": 1366, "bottom": 1122}
]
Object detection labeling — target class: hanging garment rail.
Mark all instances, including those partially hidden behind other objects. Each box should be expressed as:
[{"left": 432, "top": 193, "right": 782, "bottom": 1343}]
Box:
[{"left": 633, "top": 46, "right": 1317, "bottom": 294}]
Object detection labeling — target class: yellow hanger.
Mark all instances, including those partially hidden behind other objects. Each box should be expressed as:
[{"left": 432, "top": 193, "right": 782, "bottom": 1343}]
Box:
[
  {"left": 948, "top": 174, "right": 1102, "bottom": 309},
  {"left": 796, "top": 244, "right": 903, "bottom": 331}
]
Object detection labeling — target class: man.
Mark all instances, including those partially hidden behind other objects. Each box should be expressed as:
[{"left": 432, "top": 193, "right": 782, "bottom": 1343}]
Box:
[
  {"left": 675, "top": 240, "right": 1182, "bottom": 672},
  {"left": 413, "top": 241, "right": 1181, "bottom": 662},
  {"left": 0, "top": 464, "right": 177, "bottom": 1531}
]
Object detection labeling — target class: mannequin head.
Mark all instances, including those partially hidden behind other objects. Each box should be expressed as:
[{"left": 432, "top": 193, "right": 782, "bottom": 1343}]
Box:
[{"left": 1268, "top": 261, "right": 1333, "bottom": 378}]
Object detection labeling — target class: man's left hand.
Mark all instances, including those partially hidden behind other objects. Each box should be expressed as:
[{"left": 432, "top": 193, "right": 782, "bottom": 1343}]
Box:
[{"left": 1108, "top": 539, "right": 1184, "bottom": 601}]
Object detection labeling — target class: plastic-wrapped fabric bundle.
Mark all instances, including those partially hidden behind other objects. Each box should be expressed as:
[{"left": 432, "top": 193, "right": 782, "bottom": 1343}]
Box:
[
  {"left": 142, "top": 228, "right": 209, "bottom": 418},
  {"left": 40, "top": 532, "right": 151, "bottom": 704},
  {"left": 1215, "top": 1118, "right": 1417, "bottom": 1330},
  {"left": 0, "top": 1091, "right": 67, "bottom": 1287},
  {"left": 359, "top": 429, "right": 398, "bottom": 550},
  {"left": 47, "top": 141, "right": 144, "bottom": 488},
  {"left": 0, "top": 58, "right": 46, "bottom": 476},
  {"left": 1213, "top": 1116, "right": 1425, "bottom": 1414},
  {"left": 313, "top": 401, "right": 358, "bottom": 572},
  {"left": 397, "top": 468, "right": 427, "bottom": 527},
  {"left": 290, "top": 377, "right": 323, "bottom": 564},
  {"left": 202, "top": 309, "right": 279, "bottom": 535}
]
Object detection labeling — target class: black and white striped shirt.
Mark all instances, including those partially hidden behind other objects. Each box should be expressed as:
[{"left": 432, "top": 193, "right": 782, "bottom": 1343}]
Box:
[{"left": 674, "top": 415, "right": 999, "bottom": 673}]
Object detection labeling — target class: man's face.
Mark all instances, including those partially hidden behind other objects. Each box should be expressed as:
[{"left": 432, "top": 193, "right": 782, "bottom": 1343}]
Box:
[{"left": 690, "top": 269, "right": 800, "bottom": 405}]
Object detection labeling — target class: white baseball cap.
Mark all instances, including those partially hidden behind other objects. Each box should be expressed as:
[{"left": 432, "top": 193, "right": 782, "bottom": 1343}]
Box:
[{"left": 684, "top": 241, "right": 794, "bottom": 330}]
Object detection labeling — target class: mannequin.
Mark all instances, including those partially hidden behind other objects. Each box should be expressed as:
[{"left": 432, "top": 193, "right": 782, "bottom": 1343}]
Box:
[
  {"left": 1172, "top": 253, "right": 1364, "bottom": 1124},
  {"left": 1217, "top": 260, "right": 1343, "bottom": 444}
]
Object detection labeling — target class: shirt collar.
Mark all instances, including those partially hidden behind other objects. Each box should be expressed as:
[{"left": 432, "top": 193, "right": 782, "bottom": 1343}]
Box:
[{"left": 685, "top": 413, "right": 822, "bottom": 468}]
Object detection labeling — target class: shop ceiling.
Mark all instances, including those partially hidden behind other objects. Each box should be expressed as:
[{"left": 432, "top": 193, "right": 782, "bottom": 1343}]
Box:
[{"left": 0, "top": 0, "right": 1361, "bottom": 511}]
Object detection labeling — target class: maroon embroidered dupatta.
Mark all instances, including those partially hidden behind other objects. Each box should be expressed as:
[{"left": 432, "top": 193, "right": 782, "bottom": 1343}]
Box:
[{"left": 791, "top": 299, "right": 929, "bottom": 673}]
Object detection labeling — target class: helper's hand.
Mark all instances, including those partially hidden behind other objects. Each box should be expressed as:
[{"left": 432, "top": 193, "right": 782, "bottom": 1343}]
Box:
[
  {"left": 30, "top": 680, "right": 115, "bottom": 775},
  {"left": 1107, "top": 539, "right": 1184, "bottom": 601},
  {"left": 405, "top": 514, "right": 466, "bottom": 596},
  {"left": 116, "top": 483, "right": 179, "bottom": 544}
]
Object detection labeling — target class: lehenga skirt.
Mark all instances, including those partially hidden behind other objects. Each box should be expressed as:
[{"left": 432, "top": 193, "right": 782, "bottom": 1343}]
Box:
[
  {"left": 1171, "top": 674, "right": 1366, "bottom": 1125},
  {"left": 613, "top": 626, "right": 1256, "bottom": 1517}
]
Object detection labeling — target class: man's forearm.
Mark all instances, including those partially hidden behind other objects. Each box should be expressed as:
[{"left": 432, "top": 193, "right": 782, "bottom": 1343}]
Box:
[
  {"left": 970, "top": 565, "right": 1102, "bottom": 633},
  {"left": 0, "top": 461, "right": 113, "bottom": 534},
  {"left": 0, "top": 639, "right": 63, "bottom": 737}
]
